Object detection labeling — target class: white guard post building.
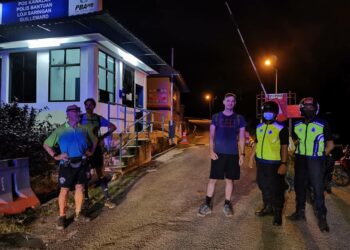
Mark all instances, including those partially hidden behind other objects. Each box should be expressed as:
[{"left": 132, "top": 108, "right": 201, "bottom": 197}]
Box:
[{"left": 0, "top": 0, "right": 189, "bottom": 138}]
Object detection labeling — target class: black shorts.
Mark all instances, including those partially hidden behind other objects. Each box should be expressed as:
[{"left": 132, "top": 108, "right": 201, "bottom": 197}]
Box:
[
  {"left": 210, "top": 154, "right": 240, "bottom": 180},
  {"left": 58, "top": 163, "right": 88, "bottom": 189},
  {"left": 90, "top": 145, "right": 104, "bottom": 169}
]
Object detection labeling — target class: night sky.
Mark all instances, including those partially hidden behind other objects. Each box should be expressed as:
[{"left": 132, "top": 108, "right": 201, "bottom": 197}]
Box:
[{"left": 105, "top": 0, "right": 350, "bottom": 142}]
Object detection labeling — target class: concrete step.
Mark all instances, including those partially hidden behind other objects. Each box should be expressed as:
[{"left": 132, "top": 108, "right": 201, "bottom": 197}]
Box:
[
  {"left": 134, "top": 138, "right": 150, "bottom": 142},
  {"left": 120, "top": 154, "right": 135, "bottom": 158},
  {"left": 106, "top": 164, "right": 125, "bottom": 169},
  {"left": 125, "top": 145, "right": 141, "bottom": 149},
  {"left": 104, "top": 165, "right": 126, "bottom": 173}
]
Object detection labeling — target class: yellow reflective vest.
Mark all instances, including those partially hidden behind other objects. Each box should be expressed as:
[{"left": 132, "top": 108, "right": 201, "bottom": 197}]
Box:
[
  {"left": 294, "top": 120, "right": 326, "bottom": 157},
  {"left": 256, "top": 122, "right": 284, "bottom": 161}
]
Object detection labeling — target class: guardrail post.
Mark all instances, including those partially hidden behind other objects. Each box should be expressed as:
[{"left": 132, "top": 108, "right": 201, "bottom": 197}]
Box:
[
  {"left": 133, "top": 107, "right": 136, "bottom": 133},
  {"left": 150, "top": 112, "right": 154, "bottom": 133},
  {"left": 124, "top": 106, "right": 127, "bottom": 131},
  {"left": 119, "top": 133, "right": 123, "bottom": 164},
  {"left": 147, "top": 112, "right": 151, "bottom": 139}
]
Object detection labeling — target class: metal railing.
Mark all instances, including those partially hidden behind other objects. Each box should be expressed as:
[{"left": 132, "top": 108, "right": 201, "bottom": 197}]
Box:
[
  {"left": 107, "top": 102, "right": 166, "bottom": 133},
  {"left": 106, "top": 102, "right": 166, "bottom": 167}
]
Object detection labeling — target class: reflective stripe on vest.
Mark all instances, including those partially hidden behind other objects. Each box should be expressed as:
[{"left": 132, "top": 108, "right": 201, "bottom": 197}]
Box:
[
  {"left": 256, "top": 122, "right": 283, "bottom": 161},
  {"left": 294, "top": 121, "right": 325, "bottom": 156}
]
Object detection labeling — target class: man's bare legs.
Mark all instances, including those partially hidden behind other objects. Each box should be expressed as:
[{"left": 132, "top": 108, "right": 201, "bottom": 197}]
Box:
[
  {"left": 58, "top": 188, "right": 69, "bottom": 217},
  {"left": 74, "top": 184, "right": 84, "bottom": 215},
  {"left": 206, "top": 179, "right": 217, "bottom": 197},
  {"left": 225, "top": 179, "right": 234, "bottom": 201}
]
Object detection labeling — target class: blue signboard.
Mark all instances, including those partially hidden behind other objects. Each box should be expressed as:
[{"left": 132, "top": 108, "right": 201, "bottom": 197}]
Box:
[{"left": 0, "top": 0, "right": 102, "bottom": 25}]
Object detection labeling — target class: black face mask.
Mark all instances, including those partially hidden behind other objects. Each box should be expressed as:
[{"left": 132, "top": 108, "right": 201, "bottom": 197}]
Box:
[{"left": 303, "top": 110, "right": 316, "bottom": 119}]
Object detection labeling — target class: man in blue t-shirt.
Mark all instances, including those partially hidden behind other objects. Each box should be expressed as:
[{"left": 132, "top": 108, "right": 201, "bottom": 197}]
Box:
[
  {"left": 198, "top": 93, "right": 246, "bottom": 217},
  {"left": 43, "top": 104, "right": 97, "bottom": 230}
]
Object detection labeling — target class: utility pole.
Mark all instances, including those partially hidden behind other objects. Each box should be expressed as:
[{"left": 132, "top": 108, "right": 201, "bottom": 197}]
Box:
[
  {"left": 169, "top": 48, "right": 175, "bottom": 144},
  {"left": 208, "top": 100, "right": 212, "bottom": 119},
  {"left": 170, "top": 48, "right": 174, "bottom": 127},
  {"left": 275, "top": 68, "right": 278, "bottom": 94}
]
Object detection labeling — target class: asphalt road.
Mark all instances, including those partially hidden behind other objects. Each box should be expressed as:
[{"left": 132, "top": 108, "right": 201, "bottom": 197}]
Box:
[{"left": 34, "top": 119, "right": 350, "bottom": 250}]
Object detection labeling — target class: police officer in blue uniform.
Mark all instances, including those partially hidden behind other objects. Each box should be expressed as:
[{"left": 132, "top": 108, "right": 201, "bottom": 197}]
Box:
[
  {"left": 287, "top": 97, "right": 335, "bottom": 232},
  {"left": 250, "top": 101, "right": 288, "bottom": 226}
]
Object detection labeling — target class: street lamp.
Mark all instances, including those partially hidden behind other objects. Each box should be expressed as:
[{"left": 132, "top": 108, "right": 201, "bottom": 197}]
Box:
[
  {"left": 205, "top": 94, "right": 212, "bottom": 119},
  {"left": 264, "top": 55, "right": 278, "bottom": 94}
]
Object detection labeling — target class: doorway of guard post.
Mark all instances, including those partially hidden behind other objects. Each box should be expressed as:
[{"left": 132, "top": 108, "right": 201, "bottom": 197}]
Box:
[{"left": 135, "top": 84, "right": 144, "bottom": 132}]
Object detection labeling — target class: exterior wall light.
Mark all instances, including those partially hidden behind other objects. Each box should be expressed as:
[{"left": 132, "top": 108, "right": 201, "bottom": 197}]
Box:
[{"left": 27, "top": 38, "right": 64, "bottom": 48}]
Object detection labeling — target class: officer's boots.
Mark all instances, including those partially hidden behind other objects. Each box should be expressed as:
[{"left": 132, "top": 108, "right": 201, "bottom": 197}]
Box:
[
  {"left": 318, "top": 214, "right": 330, "bottom": 232},
  {"left": 255, "top": 204, "right": 273, "bottom": 216},
  {"left": 287, "top": 209, "right": 306, "bottom": 221},
  {"left": 273, "top": 208, "right": 282, "bottom": 226}
]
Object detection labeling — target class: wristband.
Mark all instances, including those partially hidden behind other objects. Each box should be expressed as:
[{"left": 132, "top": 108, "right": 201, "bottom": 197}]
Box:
[
  {"left": 53, "top": 153, "right": 58, "bottom": 158},
  {"left": 280, "top": 161, "right": 287, "bottom": 165},
  {"left": 240, "top": 153, "right": 245, "bottom": 156}
]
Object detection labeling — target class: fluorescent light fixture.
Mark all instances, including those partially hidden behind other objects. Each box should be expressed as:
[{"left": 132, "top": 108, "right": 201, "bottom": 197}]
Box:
[
  {"left": 27, "top": 38, "right": 65, "bottom": 48},
  {"left": 0, "top": 4, "right": 3, "bottom": 25},
  {"left": 98, "top": 38, "right": 156, "bottom": 73},
  {"left": 117, "top": 48, "right": 139, "bottom": 66}
]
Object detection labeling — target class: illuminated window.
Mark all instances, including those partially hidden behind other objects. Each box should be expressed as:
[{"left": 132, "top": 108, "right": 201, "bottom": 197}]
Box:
[
  {"left": 98, "top": 51, "right": 115, "bottom": 103},
  {"left": 49, "top": 48, "right": 80, "bottom": 101}
]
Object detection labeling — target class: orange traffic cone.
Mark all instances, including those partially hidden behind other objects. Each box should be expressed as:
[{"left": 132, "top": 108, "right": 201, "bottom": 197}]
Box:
[{"left": 180, "top": 131, "right": 189, "bottom": 144}]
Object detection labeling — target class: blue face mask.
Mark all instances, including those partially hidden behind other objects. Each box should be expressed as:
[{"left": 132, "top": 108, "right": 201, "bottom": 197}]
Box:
[{"left": 263, "top": 112, "right": 275, "bottom": 121}]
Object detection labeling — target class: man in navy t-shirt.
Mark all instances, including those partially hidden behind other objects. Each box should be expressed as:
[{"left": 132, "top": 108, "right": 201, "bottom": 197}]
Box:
[{"left": 198, "top": 93, "right": 246, "bottom": 217}]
